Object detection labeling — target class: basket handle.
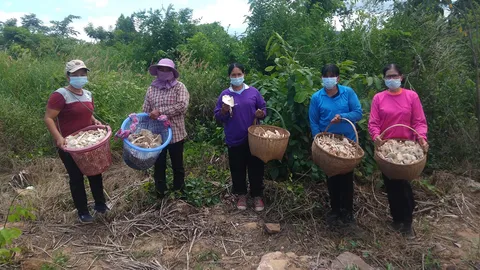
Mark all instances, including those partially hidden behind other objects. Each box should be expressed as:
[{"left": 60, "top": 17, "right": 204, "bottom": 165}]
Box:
[
  {"left": 251, "top": 107, "right": 286, "bottom": 129},
  {"left": 378, "top": 124, "right": 422, "bottom": 140},
  {"left": 323, "top": 118, "right": 361, "bottom": 158}
]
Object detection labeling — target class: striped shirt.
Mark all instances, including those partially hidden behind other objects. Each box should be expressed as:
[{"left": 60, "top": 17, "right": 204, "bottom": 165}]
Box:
[{"left": 142, "top": 82, "right": 189, "bottom": 143}]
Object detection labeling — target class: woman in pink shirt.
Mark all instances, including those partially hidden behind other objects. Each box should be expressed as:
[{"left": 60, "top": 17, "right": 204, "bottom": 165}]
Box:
[{"left": 368, "top": 64, "right": 428, "bottom": 237}]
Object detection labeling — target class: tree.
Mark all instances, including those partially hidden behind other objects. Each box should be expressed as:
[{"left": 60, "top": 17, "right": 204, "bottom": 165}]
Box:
[
  {"left": 21, "top": 13, "right": 47, "bottom": 33},
  {"left": 449, "top": 0, "right": 480, "bottom": 139},
  {"left": 84, "top": 23, "right": 112, "bottom": 42},
  {"left": 49, "top": 15, "right": 81, "bottom": 37},
  {"left": 4, "top": 18, "right": 18, "bottom": 27}
]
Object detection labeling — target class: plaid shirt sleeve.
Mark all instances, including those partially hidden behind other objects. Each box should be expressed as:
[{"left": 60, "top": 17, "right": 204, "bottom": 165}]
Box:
[
  {"left": 162, "top": 83, "right": 189, "bottom": 117},
  {"left": 142, "top": 87, "right": 152, "bottom": 113}
]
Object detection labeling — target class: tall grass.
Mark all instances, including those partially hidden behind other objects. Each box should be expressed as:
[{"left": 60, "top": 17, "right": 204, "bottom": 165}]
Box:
[{"left": 0, "top": 47, "right": 227, "bottom": 169}]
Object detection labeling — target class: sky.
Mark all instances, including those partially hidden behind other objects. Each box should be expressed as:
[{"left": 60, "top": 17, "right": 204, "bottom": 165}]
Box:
[{"left": 0, "top": 0, "right": 252, "bottom": 40}]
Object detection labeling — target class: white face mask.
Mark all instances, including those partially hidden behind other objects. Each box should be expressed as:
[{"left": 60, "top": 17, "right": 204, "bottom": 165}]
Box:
[
  {"left": 385, "top": 79, "right": 401, "bottom": 90},
  {"left": 322, "top": 77, "right": 337, "bottom": 89}
]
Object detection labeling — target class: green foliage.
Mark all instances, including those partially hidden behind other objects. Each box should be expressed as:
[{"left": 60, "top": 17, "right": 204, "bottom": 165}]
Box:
[
  {"left": 252, "top": 33, "right": 383, "bottom": 179},
  {"left": 0, "top": 204, "right": 36, "bottom": 263},
  {"left": 1, "top": 0, "right": 480, "bottom": 180},
  {"left": 424, "top": 249, "right": 441, "bottom": 270}
]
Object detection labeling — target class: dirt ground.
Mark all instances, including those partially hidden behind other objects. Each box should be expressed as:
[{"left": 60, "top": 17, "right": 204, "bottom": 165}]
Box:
[{"left": 0, "top": 158, "right": 479, "bottom": 270}]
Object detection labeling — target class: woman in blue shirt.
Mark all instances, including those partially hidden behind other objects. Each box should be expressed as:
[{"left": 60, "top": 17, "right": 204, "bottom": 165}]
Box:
[{"left": 309, "top": 64, "right": 363, "bottom": 226}]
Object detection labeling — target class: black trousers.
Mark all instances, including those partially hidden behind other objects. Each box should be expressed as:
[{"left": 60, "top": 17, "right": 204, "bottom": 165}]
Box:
[
  {"left": 58, "top": 149, "right": 106, "bottom": 215},
  {"left": 154, "top": 140, "right": 185, "bottom": 195},
  {"left": 327, "top": 171, "right": 354, "bottom": 214},
  {"left": 228, "top": 142, "right": 265, "bottom": 197},
  {"left": 383, "top": 174, "right": 415, "bottom": 224}
]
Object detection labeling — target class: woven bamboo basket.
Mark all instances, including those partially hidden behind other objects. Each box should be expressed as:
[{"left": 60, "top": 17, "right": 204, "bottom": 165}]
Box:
[
  {"left": 311, "top": 118, "right": 364, "bottom": 177},
  {"left": 248, "top": 118, "right": 290, "bottom": 163},
  {"left": 374, "top": 124, "right": 427, "bottom": 181}
]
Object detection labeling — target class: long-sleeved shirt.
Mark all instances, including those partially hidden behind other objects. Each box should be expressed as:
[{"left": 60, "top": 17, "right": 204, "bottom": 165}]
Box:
[
  {"left": 309, "top": 84, "right": 363, "bottom": 142},
  {"left": 214, "top": 85, "right": 267, "bottom": 147},
  {"left": 368, "top": 89, "right": 427, "bottom": 141},
  {"left": 143, "top": 81, "right": 189, "bottom": 143}
]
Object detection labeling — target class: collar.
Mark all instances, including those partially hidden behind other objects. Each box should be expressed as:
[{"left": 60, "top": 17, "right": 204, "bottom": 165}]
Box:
[
  {"left": 320, "top": 84, "right": 344, "bottom": 96},
  {"left": 228, "top": 83, "right": 250, "bottom": 92},
  {"left": 386, "top": 88, "right": 403, "bottom": 96}
]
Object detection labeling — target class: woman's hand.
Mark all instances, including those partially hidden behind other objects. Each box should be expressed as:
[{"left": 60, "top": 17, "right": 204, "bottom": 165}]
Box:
[
  {"left": 330, "top": 114, "right": 341, "bottom": 124},
  {"left": 419, "top": 137, "right": 429, "bottom": 152},
  {"left": 92, "top": 118, "right": 102, "bottom": 125},
  {"left": 221, "top": 103, "right": 230, "bottom": 115},
  {"left": 149, "top": 109, "right": 161, "bottom": 120},
  {"left": 255, "top": 109, "right": 265, "bottom": 119},
  {"left": 56, "top": 137, "right": 66, "bottom": 148},
  {"left": 374, "top": 136, "right": 383, "bottom": 148}
]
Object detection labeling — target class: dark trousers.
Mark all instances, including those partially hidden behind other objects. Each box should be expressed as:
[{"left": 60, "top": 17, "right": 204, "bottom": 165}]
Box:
[
  {"left": 327, "top": 171, "right": 354, "bottom": 214},
  {"left": 228, "top": 142, "right": 265, "bottom": 197},
  {"left": 154, "top": 140, "right": 185, "bottom": 195},
  {"left": 383, "top": 174, "right": 415, "bottom": 224},
  {"left": 58, "top": 149, "right": 106, "bottom": 215}
]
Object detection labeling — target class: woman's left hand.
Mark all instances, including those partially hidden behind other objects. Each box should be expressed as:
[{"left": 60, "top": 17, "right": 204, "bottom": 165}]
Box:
[
  {"left": 255, "top": 109, "right": 265, "bottom": 119},
  {"left": 330, "top": 114, "right": 341, "bottom": 124},
  {"left": 419, "top": 137, "right": 429, "bottom": 152}
]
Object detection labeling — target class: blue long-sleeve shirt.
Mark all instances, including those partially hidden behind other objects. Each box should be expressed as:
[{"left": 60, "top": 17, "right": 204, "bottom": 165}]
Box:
[{"left": 309, "top": 84, "right": 363, "bottom": 142}]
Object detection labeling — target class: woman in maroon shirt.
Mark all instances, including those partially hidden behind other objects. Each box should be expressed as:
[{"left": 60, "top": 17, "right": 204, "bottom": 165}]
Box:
[{"left": 44, "top": 60, "right": 106, "bottom": 223}]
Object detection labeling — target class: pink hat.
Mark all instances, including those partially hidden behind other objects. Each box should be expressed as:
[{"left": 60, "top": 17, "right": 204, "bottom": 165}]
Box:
[{"left": 148, "top": 58, "right": 179, "bottom": 78}]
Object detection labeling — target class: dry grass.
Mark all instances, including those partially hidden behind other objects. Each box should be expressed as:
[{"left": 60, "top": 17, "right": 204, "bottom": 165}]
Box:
[{"left": 0, "top": 157, "right": 479, "bottom": 269}]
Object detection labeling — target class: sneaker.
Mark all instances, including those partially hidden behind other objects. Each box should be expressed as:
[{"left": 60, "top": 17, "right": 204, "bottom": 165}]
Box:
[
  {"left": 253, "top": 197, "right": 265, "bottom": 212},
  {"left": 94, "top": 203, "right": 109, "bottom": 214},
  {"left": 400, "top": 223, "right": 415, "bottom": 238},
  {"left": 78, "top": 213, "right": 94, "bottom": 223},
  {"left": 390, "top": 221, "right": 403, "bottom": 232},
  {"left": 326, "top": 210, "right": 341, "bottom": 226},
  {"left": 340, "top": 211, "right": 355, "bottom": 224},
  {"left": 236, "top": 195, "right": 247, "bottom": 210}
]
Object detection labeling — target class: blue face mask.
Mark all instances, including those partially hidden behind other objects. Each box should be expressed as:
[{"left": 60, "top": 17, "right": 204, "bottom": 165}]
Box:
[
  {"left": 70, "top": 76, "right": 88, "bottom": 89},
  {"left": 385, "top": 79, "right": 401, "bottom": 90},
  {"left": 230, "top": 76, "right": 244, "bottom": 87},
  {"left": 322, "top": 77, "right": 337, "bottom": 90}
]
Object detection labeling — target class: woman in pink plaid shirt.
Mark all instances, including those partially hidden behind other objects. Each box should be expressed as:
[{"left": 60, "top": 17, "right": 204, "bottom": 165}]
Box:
[{"left": 143, "top": 58, "right": 190, "bottom": 198}]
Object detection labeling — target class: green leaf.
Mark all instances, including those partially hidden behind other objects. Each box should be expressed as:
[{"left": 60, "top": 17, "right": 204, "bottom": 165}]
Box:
[
  {"left": 374, "top": 77, "right": 382, "bottom": 90},
  {"left": 367, "top": 77, "right": 373, "bottom": 86},
  {"left": 270, "top": 167, "right": 279, "bottom": 180},
  {"left": 265, "top": 66, "right": 275, "bottom": 72},
  {"left": 294, "top": 91, "right": 308, "bottom": 103},
  {"left": 0, "top": 228, "right": 22, "bottom": 245}
]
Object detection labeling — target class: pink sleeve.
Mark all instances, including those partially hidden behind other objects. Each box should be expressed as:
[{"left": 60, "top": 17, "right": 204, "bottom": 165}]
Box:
[
  {"left": 411, "top": 93, "right": 428, "bottom": 140},
  {"left": 368, "top": 94, "right": 382, "bottom": 140}
]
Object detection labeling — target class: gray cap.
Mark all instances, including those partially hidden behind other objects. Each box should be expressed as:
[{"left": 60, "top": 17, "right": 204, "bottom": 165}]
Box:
[{"left": 65, "top": 59, "right": 90, "bottom": 75}]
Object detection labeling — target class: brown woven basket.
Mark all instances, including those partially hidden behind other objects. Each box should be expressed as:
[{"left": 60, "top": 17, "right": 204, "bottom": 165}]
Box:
[
  {"left": 311, "top": 118, "right": 364, "bottom": 177},
  {"left": 248, "top": 119, "right": 290, "bottom": 163},
  {"left": 374, "top": 124, "right": 428, "bottom": 181}
]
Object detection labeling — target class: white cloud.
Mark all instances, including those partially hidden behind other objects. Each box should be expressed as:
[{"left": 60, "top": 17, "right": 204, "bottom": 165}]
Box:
[
  {"left": 193, "top": 0, "right": 250, "bottom": 34},
  {"left": 5, "top": 2, "right": 12, "bottom": 7},
  {"left": 0, "top": 11, "right": 26, "bottom": 25},
  {"left": 84, "top": 0, "right": 109, "bottom": 8},
  {"left": 55, "top": 8, "right": 62, "bottom": 12},
  {"left": 72, "top": 16, "right": 117, "bottom": 41}
]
